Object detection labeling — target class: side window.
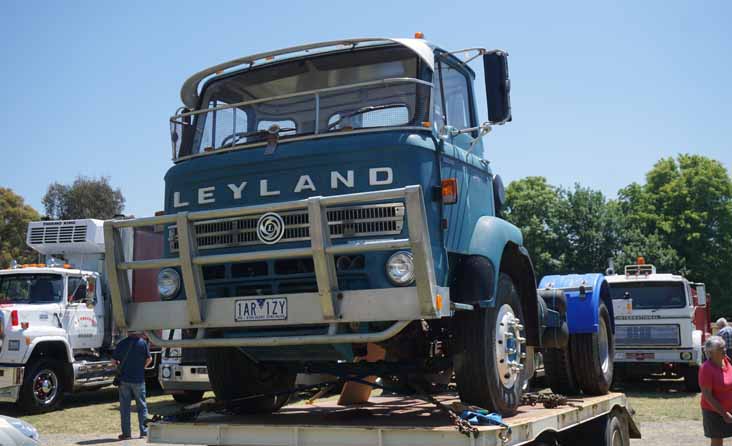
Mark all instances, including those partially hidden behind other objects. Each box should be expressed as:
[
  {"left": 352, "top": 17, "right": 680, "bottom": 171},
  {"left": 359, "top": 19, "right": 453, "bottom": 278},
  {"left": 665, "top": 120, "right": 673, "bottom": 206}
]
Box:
[
  {"left": 436, "top": 62, "right": 472, "bottom": 130},
  {"left": 67, "top": 277, "right": 85, "bottom": 302}
]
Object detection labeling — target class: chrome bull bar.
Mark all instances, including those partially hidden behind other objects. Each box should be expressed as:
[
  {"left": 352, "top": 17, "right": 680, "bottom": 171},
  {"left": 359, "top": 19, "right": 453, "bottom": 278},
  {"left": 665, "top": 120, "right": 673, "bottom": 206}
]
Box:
[{"left": 104, "top": 185, "right": 449, "bottom": 347}]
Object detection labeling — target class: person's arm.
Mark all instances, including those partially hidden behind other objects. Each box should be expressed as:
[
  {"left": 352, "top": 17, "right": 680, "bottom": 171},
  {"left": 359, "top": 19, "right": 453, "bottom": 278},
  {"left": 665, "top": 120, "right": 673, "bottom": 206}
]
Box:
[
  {"left": 144, "top": 340, "right": 153, "bottom": 368},
  {"left": 701, "top": 387, "right": 732, "bottom": 422}
]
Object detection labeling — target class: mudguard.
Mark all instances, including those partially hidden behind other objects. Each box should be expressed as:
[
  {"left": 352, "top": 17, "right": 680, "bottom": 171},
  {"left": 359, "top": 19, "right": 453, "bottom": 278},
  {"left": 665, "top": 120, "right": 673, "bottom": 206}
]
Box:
[
  {"left": 538, "top": 273, "right": 614, "bottom": 335},
  {"left": 467, "top": 216, "right": 524, "bottom": 299},
  {"left": 21, "top": 337, "right": 74, "bottom": 364}
]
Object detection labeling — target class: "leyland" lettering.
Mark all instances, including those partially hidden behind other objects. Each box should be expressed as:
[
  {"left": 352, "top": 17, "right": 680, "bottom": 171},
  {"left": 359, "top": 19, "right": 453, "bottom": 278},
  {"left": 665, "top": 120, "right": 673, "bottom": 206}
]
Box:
[{"left": 172, "top": 167, "right": 393, "bottom": 208}]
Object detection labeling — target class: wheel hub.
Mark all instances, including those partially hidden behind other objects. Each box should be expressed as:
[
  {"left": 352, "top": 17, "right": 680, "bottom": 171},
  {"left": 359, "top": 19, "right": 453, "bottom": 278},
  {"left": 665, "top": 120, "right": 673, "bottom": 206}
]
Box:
[
  {"left": 33, "top": 369, "right": 58, "bottom": 404},
  {"left": 495, "top": 304, "right": 526, "bottom": 388}
]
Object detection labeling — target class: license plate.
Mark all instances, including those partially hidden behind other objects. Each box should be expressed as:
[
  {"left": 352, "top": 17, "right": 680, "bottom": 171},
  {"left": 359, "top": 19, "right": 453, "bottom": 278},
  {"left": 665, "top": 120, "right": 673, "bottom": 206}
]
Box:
[{"left": 235, "top": 297, "right": 287, "bottom": 322}]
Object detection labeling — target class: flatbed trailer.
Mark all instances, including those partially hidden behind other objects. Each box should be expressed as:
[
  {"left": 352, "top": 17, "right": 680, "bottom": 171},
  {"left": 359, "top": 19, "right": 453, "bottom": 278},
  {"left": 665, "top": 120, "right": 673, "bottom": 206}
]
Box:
[{"left": 147, "top": 392, "right": 640, "bottom": 446}]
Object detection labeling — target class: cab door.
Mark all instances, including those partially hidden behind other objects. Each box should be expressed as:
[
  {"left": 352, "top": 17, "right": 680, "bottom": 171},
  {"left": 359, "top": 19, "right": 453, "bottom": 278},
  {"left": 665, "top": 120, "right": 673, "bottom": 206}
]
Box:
[
  {"left": 434, "top": 55, "right": 494, "bottom": 254},
  {"left": 63, "top": 275, "right": 101, "bottom": 350}
]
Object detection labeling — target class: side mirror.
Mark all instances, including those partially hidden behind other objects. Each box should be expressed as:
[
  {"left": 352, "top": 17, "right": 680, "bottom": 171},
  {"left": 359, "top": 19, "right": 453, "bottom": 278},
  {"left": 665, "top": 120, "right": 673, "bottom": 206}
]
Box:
[
  {"left": 696, "top": 284, "right": 707, "bottom": 306},
  {"left": 83, "top": 277, "right": 97, "bottom": 308},
  {"left": 483, "top": 50, "right": 512, "bottom": 124}
]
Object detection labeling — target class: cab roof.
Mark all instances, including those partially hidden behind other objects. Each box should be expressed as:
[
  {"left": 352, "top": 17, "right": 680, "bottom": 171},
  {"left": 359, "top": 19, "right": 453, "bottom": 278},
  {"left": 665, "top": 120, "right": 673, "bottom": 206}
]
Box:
[
  {"left": 180, "top": 38, "right": 440, "bottom": 109},
  {"left": 605, "top": 273, "right": 686, "bottom": 283},
  {"left": 0, "top": 266, "right": 91, "bottom": 276}
]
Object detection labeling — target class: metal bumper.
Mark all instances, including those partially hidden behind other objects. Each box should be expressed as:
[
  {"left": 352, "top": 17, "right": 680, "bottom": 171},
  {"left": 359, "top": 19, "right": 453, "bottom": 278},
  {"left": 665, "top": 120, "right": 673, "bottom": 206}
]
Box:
[
  {"left": 105, "top": 186, "right": 449, "bottom": 348},
  {"left": 614, "top": 348, "right": 700, "bottom": 365},
  {"left": 0, "top": 365, "right": 24, "bottom": 403},
  {"left": 160, "top": 364, "right": 210, "bottom": 392}
]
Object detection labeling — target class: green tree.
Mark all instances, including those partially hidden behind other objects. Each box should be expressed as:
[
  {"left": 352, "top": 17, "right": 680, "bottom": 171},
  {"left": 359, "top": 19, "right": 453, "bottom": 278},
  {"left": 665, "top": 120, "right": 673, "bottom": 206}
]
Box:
[
  {"left": 42, "top": 176, "right": 125, "bottom": 220},
  {"left": 617, "top": 154, "right": 732, "bottom": 317},
  {"left": 504, "top": 176, "right": 565, "bottom": 278},
  {"left": 554, "top": 184, "right": 621, "bottom": 275},
  {"left": 0, "top": 188, "right": 41, "bottom": 267}
]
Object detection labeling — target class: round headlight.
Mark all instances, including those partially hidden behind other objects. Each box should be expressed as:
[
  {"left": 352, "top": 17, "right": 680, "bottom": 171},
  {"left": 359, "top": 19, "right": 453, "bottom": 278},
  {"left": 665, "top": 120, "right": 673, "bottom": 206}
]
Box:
[
  {"left": 158, "top": 268, "right": 181, "bottom": 300},
  {"left": 161, "top": 366, "right": 172, "bottom": 379},
  {"left": 386, "top": 251, "right": 415, "bottom": 286}
]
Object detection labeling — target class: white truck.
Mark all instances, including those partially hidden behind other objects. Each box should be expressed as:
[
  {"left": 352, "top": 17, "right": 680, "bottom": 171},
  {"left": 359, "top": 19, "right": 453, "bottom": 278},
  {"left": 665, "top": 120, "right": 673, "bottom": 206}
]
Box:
[
  {"left": 0, "top": 219, "right": 160, "bottom": 413},
  {"left": 607, "top": 260, "right": 710, "bottom": 391},
  {"left": 159, "top": 329, "right": 210, "bottom": 404}
]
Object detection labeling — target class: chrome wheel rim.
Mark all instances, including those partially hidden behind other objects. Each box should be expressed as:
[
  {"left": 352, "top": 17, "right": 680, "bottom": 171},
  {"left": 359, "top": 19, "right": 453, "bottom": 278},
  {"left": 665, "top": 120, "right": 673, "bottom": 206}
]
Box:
[
  {"left": 495, "top": 304, "right": 526, "bottom": 388},
  {"left": 599, "top": 315, "right": 610, "bottom": 375},
  {"left": 32, "top": 369, "right": 58, "bottom": 405}
]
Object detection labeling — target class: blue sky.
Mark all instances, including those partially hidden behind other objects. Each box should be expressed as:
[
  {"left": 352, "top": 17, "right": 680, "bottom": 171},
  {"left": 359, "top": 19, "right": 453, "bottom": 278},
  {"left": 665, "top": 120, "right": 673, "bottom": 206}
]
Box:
[{"left": 1, "top": 1, "right": 730, "bottom": 217}]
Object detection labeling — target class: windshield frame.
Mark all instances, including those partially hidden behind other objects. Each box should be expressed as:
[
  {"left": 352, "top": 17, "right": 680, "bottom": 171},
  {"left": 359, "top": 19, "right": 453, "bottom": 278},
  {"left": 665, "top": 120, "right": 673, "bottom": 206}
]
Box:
[
  {"left": 609, "top": 280, "right": 689, "bottom": 310},
  {"left": 172, "top": 45, "right": 434, "bottom": 161},
  {"left": 0, "top": 273, "right": 66, "bottom": 304}
]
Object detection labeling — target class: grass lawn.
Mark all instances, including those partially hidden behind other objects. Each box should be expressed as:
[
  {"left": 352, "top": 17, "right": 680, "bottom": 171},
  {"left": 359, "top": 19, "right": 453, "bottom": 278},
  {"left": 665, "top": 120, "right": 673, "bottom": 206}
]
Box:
[
  {"left": 0, "top": 384, "right": 214, "bottom": 435},
  {"left": 613, "top": 378, "right": 701, "bottom": 422}
]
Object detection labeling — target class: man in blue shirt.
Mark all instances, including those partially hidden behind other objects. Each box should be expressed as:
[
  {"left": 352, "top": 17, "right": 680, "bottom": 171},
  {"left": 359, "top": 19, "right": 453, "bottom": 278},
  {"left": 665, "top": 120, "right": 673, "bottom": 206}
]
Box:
[
  {"left": 113, "top": 332, "right": 152, "bottom": 440},
  {"left": 716, "top": 319, "right": 732, "bottom": 360}
]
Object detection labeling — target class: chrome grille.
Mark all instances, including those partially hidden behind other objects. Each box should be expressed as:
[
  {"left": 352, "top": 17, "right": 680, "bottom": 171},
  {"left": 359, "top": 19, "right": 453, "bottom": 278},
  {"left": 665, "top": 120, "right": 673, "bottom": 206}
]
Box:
[
  {"left": 615, "top": 324, "right": 680, "bottom": 346},
  {"left": 169, "top": 203, "right": 405, "bottom": 252}
]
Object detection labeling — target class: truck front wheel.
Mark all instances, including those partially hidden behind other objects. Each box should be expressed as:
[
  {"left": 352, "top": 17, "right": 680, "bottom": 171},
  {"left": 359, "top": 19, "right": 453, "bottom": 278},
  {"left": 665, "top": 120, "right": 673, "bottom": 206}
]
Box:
[
  {"left": 570, "top": 302, "right": 614, "bottom": 395},
  {"left": 206, "top": 347, "right": 295, "bottom": 414},
  {"left": 454, "top": 273, "right": 527, "bottom": 416},
  {"left": 18, "top": 360, "right": 65, "bottom": 414}
]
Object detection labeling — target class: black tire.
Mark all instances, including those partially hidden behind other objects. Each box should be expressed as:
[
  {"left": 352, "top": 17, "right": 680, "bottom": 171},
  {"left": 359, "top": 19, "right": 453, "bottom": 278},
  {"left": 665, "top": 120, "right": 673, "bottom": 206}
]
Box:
[
  {"left": 563, "top": 412, "right": 629, "bottom": 446},
  {"left": 18, "top": 360, "right": 66, "bottom": 414},
  {"left": 570, "top": 302, "right": 614, "bottom": 395},
  {"left": 172, "top": 390, "right": 206, "bottom": 404},
  {"left": 682, "top": 366, "right": 701, "bottom": 392},
  {"left": 544, "top": 347, "right": 581, "bottom": 395},
  {"left": 453, "top": 273, "right": 527, "bottom": 416},
  {"left": 206, "top": 347, "right": 295, "bottom": 414}
]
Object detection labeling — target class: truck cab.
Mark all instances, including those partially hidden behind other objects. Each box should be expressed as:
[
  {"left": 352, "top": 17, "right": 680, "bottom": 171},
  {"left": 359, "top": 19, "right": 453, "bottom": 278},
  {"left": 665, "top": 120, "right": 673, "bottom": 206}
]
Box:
[
  {"left": 0, "top": 219, "right": 160, "bottom": 413},
  {"left": 104, "top": 36, "right": 610, "bottom": 416},
  {"left": 606, "top": 260, "right": 709, "bottom": 391}
]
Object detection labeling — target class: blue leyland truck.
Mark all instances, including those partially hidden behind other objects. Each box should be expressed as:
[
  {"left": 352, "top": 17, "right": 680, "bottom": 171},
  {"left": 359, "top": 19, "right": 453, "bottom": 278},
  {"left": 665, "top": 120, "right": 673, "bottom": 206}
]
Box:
[{"left": 102, "top": 37, "right": 627, "bottom": 438}]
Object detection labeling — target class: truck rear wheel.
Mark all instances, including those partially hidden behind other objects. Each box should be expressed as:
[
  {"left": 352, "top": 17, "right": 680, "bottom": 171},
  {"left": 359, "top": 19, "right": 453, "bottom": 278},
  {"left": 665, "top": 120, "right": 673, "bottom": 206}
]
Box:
[
  {"left": 207, "top": 347, "right": 295, "bottom": 414},
  {"left": 543, "top": 347, "right": 581, "bottom": 395},
  {"left": 570, "top": 302, "right": 614, "bottom": 395},
  {"left": 454, "top": 273, "right": 526, "bottom": 416},
  {"left": 172, "top": 390, "right": 205, "bottom": 404},
  {"left": 18, "top": 360, "right": 65, "bottom": 414}
]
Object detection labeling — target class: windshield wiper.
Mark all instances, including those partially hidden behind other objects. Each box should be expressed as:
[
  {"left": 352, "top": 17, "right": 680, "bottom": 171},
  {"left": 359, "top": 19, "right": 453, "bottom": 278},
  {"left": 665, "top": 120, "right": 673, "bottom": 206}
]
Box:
[
  {"left": 219, "top": 124, "right": 297, "bottom": 150},
  {"left": 327, "top": 103, "right": 404, "bottom": 130}
]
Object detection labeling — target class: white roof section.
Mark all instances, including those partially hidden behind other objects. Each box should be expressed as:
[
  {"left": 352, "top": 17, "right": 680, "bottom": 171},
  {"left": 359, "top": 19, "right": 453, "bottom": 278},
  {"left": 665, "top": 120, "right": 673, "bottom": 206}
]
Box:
[
  {"left": 606, "top": 273, "right": 686, "bottom": 283},
  {"left": 180, "top": 38, "right": 437, "bottom": 109},
  {"left": 26, "top": 219, "right": 105, "bottom": 255},
  {"left": 0, "top": 266, "right": 89, "bottom": 276}
]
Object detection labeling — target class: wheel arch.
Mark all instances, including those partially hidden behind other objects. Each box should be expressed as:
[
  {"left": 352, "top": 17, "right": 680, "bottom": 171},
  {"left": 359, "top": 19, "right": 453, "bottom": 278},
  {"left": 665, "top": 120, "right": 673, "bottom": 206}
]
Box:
[
  {"left": 24, "top": 338, "right": 74, "bottom": 390},
  {"left": 465, "top": 216, "right": 540, "bottom": 346}
]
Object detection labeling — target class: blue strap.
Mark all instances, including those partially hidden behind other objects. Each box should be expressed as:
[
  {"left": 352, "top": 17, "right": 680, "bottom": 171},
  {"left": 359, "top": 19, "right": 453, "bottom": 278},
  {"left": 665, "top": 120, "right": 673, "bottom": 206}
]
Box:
[{"left": 460, "top": 410, "right": 512, "bottom": 432}]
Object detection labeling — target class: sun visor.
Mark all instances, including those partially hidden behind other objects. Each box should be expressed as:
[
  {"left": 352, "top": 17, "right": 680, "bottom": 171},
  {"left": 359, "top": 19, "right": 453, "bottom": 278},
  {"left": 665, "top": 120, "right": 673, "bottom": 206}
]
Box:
[{"left": 180, "top": 38, "right": 435, "bottom": 109}]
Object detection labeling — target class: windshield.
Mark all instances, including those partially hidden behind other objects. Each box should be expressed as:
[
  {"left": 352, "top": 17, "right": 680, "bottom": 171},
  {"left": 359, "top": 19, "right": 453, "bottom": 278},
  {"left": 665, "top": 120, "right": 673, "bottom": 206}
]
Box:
[
  {"left": 0, "top": 274, "right": 64, "bottom": 304},
  {"left": 609, "top": 281, "right": 687, "bottom": 310},
  {"left": 173, "top": 46, "right": 430, "bottom": 157}
]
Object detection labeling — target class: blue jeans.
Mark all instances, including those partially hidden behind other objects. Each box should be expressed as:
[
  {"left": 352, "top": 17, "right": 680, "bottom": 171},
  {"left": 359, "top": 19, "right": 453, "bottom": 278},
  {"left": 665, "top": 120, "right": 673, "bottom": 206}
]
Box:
[{"left": 119, "top": 381, "right": 148, "bottom": 437}]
